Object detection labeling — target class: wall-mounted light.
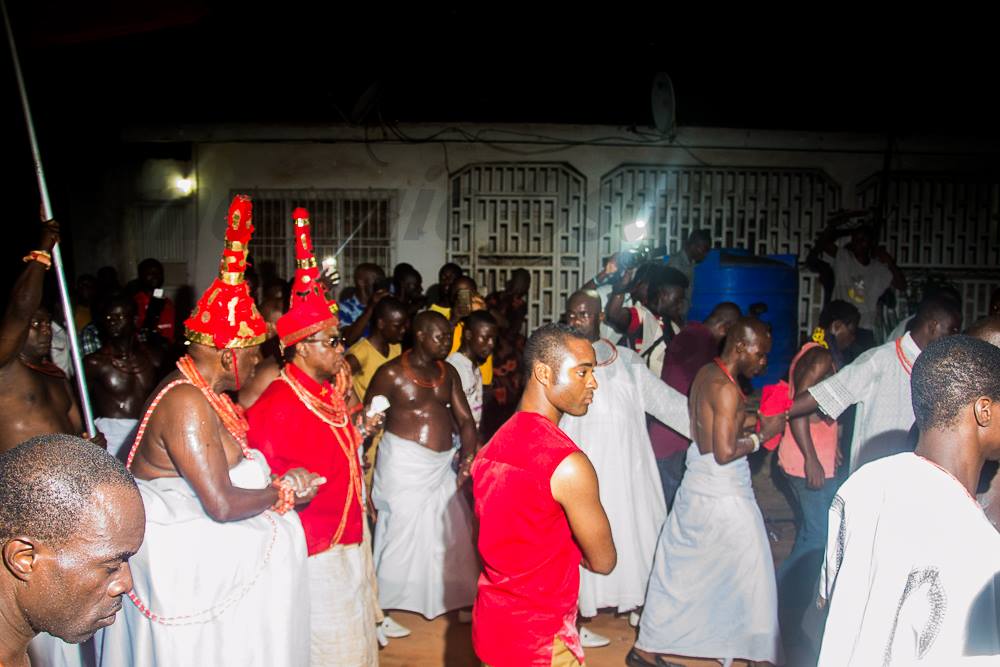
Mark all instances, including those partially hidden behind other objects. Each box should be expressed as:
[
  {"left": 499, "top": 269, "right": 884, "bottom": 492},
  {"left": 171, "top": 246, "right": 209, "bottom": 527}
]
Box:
[{"left": 173, "top": 176, "right": 195, "bottom": 196}]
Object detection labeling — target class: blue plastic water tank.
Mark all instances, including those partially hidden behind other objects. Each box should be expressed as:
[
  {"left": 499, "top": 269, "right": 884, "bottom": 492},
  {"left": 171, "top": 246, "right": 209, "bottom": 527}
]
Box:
[{"left": 679, "top": 249, "right": 799, "bottom": 389}]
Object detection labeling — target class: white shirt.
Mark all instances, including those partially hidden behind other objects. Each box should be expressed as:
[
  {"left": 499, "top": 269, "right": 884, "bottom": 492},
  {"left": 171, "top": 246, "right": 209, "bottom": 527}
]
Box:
[
  {"left": 819, "top": 453, "right": 1000, "bottom": 666},
  {"left": 830, "top": 249, "right": 894, "bottom": 330},
  {"left": 446, "top": 352, "right": 482, "bottom": 427},
  {"left": 809, "top": 332, "right": 921, "bottom": 473}
]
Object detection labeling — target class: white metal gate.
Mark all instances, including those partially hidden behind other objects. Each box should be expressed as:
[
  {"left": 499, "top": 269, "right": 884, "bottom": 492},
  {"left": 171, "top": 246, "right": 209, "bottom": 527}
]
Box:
[
  {"left": 447, "top": 163, "right": 586, "bottom": 331},
  {"left": 857, "top": 172, "right": 1000, "bottom": 328},
  {"left": 597, "top": 165, "right": 843, "bottom": 340}
]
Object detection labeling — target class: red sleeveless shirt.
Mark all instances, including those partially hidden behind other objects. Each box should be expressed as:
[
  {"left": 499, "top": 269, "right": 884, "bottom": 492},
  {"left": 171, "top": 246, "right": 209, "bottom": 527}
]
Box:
[{"left": 471, "top": 411, "right": 584, "bottom": 667}]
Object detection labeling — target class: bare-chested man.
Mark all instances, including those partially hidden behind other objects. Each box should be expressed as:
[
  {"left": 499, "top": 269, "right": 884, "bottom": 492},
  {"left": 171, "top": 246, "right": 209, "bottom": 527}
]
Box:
[
  {"left": 98, "top": 194, "right": 323, "bottom": 667},
  {"left": 84, "top": 292, "right": 161, "bottom": 459},
  {"left": 631, "top": 318, "right": 786, "bottom": 667},
  {"left": 366, "top": 310, "right": 480, "bottom": 624},
  {"left": 0, "top": 221, "right": 90, "bottom": 453}
]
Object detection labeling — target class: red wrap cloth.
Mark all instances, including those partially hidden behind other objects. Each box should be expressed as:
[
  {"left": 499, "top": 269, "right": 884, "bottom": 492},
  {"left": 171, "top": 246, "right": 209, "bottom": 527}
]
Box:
[
  {"left": 471, "top": 412, "right": 585, "bottom": 667},
  {"left": 247, "top": 363, "right": 363, "bottom": 554},
  {"left": 759, "top": 380, "right": 793, "bottom": 450}
]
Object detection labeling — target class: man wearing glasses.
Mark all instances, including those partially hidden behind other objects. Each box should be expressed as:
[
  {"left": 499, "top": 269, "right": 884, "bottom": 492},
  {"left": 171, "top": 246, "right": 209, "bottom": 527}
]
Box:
[{"left": 248, "top": 208, "right": 384, "bottom": 666}]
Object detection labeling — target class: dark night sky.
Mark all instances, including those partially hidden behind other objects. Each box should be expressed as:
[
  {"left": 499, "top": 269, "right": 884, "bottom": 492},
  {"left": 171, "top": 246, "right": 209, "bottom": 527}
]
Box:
[
  {"left": 1, "top": 3, "right": 996, "bottom": 288},
  {"left": 5, "top": 3, "right": 997, "bottom": 132}
]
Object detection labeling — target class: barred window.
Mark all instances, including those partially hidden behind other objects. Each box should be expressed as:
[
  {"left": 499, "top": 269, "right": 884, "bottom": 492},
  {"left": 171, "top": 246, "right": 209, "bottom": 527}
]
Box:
[{"left": 234, "top": 189, "right": 396, "bottom": 289}]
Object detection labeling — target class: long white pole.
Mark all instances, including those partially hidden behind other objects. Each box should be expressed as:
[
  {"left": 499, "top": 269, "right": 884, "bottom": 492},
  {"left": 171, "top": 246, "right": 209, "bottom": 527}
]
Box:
[{"left": 2, "top": 0, "right": 96, "bottom": 436}]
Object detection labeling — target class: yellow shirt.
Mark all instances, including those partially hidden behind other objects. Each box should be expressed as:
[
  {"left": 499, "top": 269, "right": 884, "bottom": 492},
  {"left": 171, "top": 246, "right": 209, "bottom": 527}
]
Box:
[{"left": 347, "top": 337, "right": 401, "bottom": 402}]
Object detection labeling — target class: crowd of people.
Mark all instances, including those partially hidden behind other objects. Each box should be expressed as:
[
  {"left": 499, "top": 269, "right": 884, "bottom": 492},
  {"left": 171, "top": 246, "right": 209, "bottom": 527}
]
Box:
[{"left": 2, "top": 194, "right": 1000, "bottom": 667}]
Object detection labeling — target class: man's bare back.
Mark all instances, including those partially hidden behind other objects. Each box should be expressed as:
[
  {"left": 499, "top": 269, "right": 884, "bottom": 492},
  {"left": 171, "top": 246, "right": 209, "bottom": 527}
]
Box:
[
  {"left": 689, "top": 362, "right": 746, "bottom": 458},
  {"left": 238, "top": 356, "right": 280, "bottom": 409},
  {"left": 128, "top": 375, "right": 246, "bottom": 480}
]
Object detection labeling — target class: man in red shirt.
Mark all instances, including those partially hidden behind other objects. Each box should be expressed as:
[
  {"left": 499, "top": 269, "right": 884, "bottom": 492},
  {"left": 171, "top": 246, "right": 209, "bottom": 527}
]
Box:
[
  {"left": 648, "top": 301, "right": 741, "bottom": 509},
  {"left": 247, "top": 208, "right": 382, "bottom": 666},
  {"left": 472, "top": 322, "right": 616, "bottom": 667}
]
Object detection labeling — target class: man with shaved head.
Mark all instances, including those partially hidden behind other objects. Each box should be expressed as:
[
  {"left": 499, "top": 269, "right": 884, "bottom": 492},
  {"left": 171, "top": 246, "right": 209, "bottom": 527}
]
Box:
[
  {"left": 968, "top": 315, "right": 1000, "bottom": 348},
  {"left": 0, "top": 435, "right": 144, "bottom": 667},
  {"left": 790, "top": 292, "right": 962, "bottom": 472},
  {"left": 631, "top": 317, "right": 786, "bottom": 667},
  {"left": 365, "top": 310, "right": 480, "bottom": 630},
  {"left": 818, "top": 336, "right": 1000, "bottom": 665},
  {"left": 559, "top": 290, "right": 691, "bottom": 646}
]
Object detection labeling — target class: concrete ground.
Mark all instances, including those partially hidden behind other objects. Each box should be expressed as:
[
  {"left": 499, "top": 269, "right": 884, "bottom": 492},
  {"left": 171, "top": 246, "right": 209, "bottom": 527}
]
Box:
[{"left": 379, "top": 449, "right": 806, "bottom": 667}]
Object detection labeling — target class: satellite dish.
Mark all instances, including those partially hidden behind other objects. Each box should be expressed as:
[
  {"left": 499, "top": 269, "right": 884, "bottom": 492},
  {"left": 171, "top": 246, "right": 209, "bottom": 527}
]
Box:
[{"left": 650, "top": 72, "right": 676, "bottom": 139}]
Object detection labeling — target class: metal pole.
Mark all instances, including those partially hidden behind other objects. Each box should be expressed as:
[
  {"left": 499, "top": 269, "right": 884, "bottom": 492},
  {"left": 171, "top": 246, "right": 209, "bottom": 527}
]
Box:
[{"left": 2, "top": 0, "right": 96, "bottom": 436}]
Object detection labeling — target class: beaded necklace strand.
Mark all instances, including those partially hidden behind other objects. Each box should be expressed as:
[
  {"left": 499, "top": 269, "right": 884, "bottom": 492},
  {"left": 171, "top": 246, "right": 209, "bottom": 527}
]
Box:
[
  {"left": 123, "top": 355, "right": 278, "bottom": 626},
  {"left": 713, "top": 356, "right": 747, "bottom": 401},
  {"left": 401, "top": 350, "right": 446, "bottom": 388}
]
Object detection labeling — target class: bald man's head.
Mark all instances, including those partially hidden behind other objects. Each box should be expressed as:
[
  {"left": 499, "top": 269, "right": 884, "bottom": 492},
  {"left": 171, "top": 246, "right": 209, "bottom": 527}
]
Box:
[
  {"left": 703, "top": 302, "right": 741, "bottom": 342},
  {"left": 412, "top": 310, "right": 452, "bottom": 360},
  {"left": 968, "top": 316, "right": 1000, "bottom": 348},
  {"left": 722, "top": 317, "right": 772, "bottom": 379},
  {"left": 0, "top": 435, "right": 145, "bottom": 644},
  {"left": 566, "top": 290, "right": 603, "bottom": 341}
]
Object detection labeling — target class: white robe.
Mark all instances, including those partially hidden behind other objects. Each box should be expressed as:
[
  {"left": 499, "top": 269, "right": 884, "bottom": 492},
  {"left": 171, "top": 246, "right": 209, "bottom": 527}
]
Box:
[
  {"left": 372, "top": 431, "right": 478, "bottom": 618},
  {"left": 819, "top": 453, "right": 1000, "bottom": 666},
  {"left": 809, "top": 332, "right": 921, "bottom": 473},
  {"left": 94, "top": 417, "right": 138, "bottom": 461},
  {"left": 637, "top": 443, "right": 782, "bottom": 664},
  {"left": 97, "top": 451, "right": 310, "bottom": 667},
  {"left": 27, "top": 635, "right": 91, "bottom": 667},
  {"left": 559, "top": 341, "right": 690, "bottom": 617},
  {"left": 308, "top": 535, "right": 379, "bottom": 666}
]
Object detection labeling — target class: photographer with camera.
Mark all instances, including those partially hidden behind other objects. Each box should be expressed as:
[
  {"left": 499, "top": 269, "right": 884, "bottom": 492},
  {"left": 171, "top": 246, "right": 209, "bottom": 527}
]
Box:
[{"left": 596, "top": 256, "right": 684, "bottom": 377}]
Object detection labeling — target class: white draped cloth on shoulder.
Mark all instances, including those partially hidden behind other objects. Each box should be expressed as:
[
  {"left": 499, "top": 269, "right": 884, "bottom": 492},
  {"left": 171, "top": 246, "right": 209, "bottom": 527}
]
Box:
[
  {"left": 372, "top": 431, "right": 478, "bottom": 618},
  {"left": 637, "top": 443, "right": 782, "bottom": 665},
  {"left": 96, "top": 451, "right": 310, "bottom": 667},
  {"left": 559, "top": 340, "right": 689, "bottom": 618},
  {"left": 818, "top": 453, "right": 1000, "bottom": 666}
]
